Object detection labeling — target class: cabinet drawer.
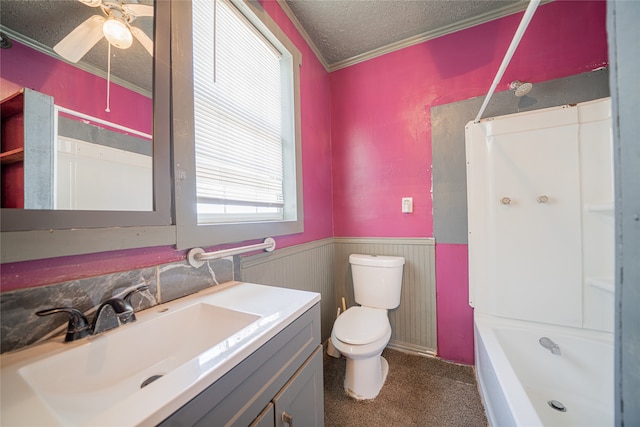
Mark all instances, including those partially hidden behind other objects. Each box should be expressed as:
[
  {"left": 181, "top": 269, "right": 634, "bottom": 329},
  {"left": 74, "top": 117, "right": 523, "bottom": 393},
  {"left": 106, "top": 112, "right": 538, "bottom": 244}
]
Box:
[{"left": 160, "top": 303, "right": 321, "bottom": 427}]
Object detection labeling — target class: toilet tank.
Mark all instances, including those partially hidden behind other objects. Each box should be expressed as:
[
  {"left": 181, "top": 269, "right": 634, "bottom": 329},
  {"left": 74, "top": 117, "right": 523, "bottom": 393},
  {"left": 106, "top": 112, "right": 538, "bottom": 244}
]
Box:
[{"left": 349, "top": 254, "right": 405, "bottom": 309}]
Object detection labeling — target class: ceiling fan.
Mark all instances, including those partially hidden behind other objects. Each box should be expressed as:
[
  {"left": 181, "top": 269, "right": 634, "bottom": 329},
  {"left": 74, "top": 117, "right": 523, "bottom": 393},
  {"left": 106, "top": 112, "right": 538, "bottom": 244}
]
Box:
[{"left": 54, "top": 0, "right": 154, "bottom": 63}]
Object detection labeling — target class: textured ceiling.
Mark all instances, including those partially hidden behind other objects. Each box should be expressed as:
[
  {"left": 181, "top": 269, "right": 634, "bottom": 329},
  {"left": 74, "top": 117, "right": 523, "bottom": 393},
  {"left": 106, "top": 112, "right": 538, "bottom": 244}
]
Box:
[
  {"left": 1, "top": 0, "right": 528, "bottom": 88},
  {"left": 0, "top": 0, "right": 154, "bottom": 93},
  {"left": 284, "top": 0, "right": 525, "bottom": 69}
]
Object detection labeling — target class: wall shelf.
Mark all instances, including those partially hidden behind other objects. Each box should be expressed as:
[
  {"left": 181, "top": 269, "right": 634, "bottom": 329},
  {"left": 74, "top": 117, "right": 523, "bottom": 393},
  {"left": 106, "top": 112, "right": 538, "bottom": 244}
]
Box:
[
  {"left": 0, "top": 89, "right": 24, "bottom": 119},
  {"left": 585, "top": 202, "right": 614, "bottom": 214},
  {"left": 1, "top": 88, "right": 55, "bottom": 209},
  {"left": 0, "top": 148, "right": 25, "bottom": 165},
  {"left": 586, "top": 277, "right": 614, "bottom": 293}
]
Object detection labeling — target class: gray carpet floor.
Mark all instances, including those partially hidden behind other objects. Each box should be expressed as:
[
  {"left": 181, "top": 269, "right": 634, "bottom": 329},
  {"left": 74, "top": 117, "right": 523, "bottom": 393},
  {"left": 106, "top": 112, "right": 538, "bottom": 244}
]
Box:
[{"left": 323, "top": 348, "right": 488, "bottom": 426}]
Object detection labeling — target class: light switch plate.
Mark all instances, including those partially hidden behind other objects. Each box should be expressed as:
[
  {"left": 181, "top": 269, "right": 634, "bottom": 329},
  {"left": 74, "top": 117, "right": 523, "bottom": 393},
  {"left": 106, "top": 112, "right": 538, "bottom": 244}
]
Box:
[{"left": 402, "top": 197, "right": 413, "bottom": 213}]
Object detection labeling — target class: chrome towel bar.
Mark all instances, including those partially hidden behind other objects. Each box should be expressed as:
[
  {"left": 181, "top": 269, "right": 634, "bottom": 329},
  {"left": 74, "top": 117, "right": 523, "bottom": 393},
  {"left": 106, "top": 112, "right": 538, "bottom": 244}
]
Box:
[{"left": 187, "top": 237, "right": 276, "bottom": 268}]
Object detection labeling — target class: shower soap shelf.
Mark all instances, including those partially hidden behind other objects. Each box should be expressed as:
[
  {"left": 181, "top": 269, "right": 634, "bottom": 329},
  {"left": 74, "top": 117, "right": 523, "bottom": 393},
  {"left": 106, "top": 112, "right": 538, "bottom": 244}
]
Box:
[{"left": 584, "top": 202, "right": 614, "bottom": 214}]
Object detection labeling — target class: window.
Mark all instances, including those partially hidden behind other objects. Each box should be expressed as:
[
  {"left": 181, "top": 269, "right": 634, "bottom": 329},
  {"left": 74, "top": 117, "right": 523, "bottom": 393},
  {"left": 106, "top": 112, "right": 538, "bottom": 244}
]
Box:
[
  {"left": 172, "top": 0, "right": 303, "bottom": 249},
  {"left": 193, "top": 0, "right": 298, "bottom": 224}
]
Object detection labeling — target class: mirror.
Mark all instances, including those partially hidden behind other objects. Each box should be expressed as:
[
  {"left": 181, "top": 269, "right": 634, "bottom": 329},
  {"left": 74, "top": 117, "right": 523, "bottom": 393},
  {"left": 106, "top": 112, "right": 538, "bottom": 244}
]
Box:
[
  {"left": 0, "top": 0, "right": 173, "bottom": 241},
  {"left": 1, "top": 0, "right": 154, "bottom": 212}
]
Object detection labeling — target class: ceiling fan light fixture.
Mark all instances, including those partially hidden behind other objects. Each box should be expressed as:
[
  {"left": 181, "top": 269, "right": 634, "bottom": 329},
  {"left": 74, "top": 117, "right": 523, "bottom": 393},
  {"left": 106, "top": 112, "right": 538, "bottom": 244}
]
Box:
[{"left": 103, "top": 17, "right": 133, "bottom": 49}]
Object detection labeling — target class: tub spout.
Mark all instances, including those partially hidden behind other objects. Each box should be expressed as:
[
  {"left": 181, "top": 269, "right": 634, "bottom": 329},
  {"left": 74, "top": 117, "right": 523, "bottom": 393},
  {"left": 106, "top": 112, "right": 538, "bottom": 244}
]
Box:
[{"left": 539, "top": 337, "right": 561, "bottom": 355}]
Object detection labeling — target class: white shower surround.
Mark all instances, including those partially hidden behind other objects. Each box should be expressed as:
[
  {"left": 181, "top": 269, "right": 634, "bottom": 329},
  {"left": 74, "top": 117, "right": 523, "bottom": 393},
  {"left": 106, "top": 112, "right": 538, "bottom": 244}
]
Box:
[{"left": 466, "top": 98, "right": 614, "bottom": 426}]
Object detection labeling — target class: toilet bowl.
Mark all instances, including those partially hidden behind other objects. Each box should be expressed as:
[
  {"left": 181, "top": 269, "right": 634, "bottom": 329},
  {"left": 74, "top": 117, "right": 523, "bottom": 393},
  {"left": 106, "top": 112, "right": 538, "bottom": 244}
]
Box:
[
  {"left": 331, "top": 306, "right": 392, "bottom": 399},
  {"left": 330, "top": 254, "right": 405, "bottom": 400}
]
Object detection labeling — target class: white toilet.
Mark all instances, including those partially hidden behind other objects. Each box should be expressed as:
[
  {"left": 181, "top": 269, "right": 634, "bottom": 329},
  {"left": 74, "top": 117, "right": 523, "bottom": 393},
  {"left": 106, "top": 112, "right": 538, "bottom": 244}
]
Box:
[{"left": 331, "top": 254, "right": 405, "bottom": 400}]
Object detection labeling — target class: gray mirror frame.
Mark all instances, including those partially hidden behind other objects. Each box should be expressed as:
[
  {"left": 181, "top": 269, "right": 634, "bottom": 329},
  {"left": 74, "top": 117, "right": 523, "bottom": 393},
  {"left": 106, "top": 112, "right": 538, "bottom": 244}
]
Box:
[{"left": 0, "top": 0, "right": 175, "bottom": 263}]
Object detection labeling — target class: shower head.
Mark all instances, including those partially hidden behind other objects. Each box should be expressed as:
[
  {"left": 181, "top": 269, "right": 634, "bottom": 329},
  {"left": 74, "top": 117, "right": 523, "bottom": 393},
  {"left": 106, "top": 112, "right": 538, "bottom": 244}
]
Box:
[{"left": 509, "top": 80, "right": 533, "bottom": 97}]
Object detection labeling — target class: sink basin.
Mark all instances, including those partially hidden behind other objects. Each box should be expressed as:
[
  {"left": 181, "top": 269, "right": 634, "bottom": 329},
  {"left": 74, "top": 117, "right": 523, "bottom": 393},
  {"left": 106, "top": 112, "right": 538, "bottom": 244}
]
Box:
[
  {"left": 17, "top": 303, "right": 260, "bottom": 426},
  {"left": 1, "top": 282, "right": 321, "bottom": 426}
]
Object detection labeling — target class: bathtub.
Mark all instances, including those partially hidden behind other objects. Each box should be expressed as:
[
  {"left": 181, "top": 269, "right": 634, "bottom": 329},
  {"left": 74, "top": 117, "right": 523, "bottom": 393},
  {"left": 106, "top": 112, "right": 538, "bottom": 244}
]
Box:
[{"left": 474, "top": 312, "right": 614, "bottom": 427}]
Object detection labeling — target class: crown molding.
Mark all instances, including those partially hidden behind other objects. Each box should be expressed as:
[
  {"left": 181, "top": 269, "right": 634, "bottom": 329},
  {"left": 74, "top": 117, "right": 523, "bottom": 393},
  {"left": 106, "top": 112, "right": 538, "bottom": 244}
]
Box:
[
  {"left": 5, "top": 0, "right": 552, "bottom": 85},
  {"left": 327, "top": 0, "right": 553, "bottom": 72},
  {"left": 277, "top": 0, "right": 331, "bottom": 72}
]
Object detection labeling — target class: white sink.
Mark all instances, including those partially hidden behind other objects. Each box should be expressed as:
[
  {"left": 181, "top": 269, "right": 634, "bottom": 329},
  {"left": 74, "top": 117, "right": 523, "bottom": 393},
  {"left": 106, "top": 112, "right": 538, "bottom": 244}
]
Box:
[
  {"left": 1, "top": 282, "right": 320, "bottom": 426},
  {"left": 16, "top": 302, "right": 260, "bottom": 426}
]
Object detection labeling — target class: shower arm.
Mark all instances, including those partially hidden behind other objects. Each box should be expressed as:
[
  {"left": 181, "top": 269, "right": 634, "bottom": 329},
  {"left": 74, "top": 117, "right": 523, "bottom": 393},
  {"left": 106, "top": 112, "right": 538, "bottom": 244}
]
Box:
[{"left": 473, "top": 0, "right": 541, "bottom": 123}]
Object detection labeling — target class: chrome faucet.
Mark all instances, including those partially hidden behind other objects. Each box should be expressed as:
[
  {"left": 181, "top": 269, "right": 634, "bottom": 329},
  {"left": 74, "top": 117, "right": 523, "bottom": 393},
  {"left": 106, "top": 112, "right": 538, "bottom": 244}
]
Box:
[
  {"left": 539, "top": 337, "right": 561, "bottom": 355},
  {"left": 92, "top": 298, "right": 136, "bottom": 335}
]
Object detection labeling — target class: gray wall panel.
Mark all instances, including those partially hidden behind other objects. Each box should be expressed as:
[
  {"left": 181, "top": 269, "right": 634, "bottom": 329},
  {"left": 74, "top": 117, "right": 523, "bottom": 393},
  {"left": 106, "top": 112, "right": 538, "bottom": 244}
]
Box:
[
  {"left": 608, "top": 2, "right": 640, "bottom": 425},
  {"left": 23, "top": 88, "right": 55, "bottom": 209}
]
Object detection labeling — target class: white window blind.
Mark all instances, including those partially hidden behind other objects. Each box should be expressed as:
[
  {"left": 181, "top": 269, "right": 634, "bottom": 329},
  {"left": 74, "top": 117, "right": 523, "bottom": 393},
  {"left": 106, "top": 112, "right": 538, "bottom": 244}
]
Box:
[{"left": 192, "top": 0, "right": 288, "bottom": 223}]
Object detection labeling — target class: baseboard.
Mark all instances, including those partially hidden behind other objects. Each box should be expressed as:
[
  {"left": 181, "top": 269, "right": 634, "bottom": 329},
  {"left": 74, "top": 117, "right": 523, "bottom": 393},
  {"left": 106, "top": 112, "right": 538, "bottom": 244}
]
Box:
[{"left": 387, "top": 341, "right": 437, "bottom": 358}]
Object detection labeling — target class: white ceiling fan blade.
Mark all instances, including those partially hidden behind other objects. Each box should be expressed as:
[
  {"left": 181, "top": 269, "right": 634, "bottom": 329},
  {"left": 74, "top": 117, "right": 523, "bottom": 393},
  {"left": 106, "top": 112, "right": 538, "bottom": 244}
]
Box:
[
  {"left": 130, "top": 26, "right": 153, "bottom": 56},
  {"left": 122, "top": 4, "right": 154, "bottom": 18},
  {"left": 53, "top": 15, "right": 106, "bottom": 63}
]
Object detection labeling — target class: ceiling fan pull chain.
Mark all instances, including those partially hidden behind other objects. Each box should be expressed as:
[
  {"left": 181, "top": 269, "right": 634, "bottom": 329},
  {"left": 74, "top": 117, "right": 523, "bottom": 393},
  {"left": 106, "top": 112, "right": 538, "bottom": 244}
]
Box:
[{"left": 105, "top": 42, "right": 111, "bottom": 113}]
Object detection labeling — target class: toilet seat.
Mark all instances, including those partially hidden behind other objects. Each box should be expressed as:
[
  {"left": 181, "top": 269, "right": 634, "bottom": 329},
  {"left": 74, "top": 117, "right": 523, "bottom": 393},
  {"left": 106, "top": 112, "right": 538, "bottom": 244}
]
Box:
[{"left": 333, "top": 306, "right": 389, "bottom": 345}]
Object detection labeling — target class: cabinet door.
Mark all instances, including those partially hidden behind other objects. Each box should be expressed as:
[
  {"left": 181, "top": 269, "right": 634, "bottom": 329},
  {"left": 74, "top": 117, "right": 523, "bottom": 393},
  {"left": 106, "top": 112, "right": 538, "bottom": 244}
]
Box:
[
  {"left": 250, "top": 403, "right": 275, "bottom": 427},
  {"left": 274, "top": 346, "right": 324, "bottom": 427}
]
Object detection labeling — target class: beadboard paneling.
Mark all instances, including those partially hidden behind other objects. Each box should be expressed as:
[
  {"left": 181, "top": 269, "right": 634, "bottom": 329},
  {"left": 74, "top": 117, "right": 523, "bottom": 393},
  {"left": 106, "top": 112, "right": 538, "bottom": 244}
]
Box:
[
  {"left": 240, "top": 237, "right": 436, "bottom": 355},
  {"left": 239, "top": 238, "right": 335, "bottom": 342},
  {"left": 334, "top": 238, "right": 437, "bottom": 355}
]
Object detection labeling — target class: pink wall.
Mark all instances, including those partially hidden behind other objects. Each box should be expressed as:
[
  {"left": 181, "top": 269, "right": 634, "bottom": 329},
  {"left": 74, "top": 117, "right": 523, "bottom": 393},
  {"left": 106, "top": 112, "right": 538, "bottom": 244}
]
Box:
[
  {"left": 0, "top": 1, "right": 334, "bottom": 291},
  {"left": 1, "top": 1, "right": 608, "bottom": 365},
  {"left": 330, "top": 0, "right": 607, "bottom": 238},
  {"left": 258, "top": 0, "right": 334, "bottom": 249},
  {"left": 435, "top": 244, "right": 473, "bottom": 364},
  {"left": 1, "top": 41, "right": 152, "bottom": 134},
  {"left": 330, "top": 0, "right": 607, "bottom": 363}
]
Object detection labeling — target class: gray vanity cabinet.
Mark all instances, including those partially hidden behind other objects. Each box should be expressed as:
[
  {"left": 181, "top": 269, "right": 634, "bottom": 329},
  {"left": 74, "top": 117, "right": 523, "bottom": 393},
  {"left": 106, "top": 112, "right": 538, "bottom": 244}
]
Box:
[
  {"left": 160, "top": 303, "right": 324, "bottom": 427},
  {"left": 250, "top": 346, "right": 323, "bottom": 427},
  {"left": 250, "top": 403, "right": 274, "bottom": 427},
  {"left": 272, "top": 346, "right": 323, "bottom": 427}
]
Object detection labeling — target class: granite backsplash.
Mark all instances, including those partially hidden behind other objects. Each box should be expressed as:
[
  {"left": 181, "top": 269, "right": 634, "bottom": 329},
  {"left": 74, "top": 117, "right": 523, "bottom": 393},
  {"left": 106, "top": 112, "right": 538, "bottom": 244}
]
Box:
[{"left": 1, "top": 257, "right": 236, "bottom": 354}]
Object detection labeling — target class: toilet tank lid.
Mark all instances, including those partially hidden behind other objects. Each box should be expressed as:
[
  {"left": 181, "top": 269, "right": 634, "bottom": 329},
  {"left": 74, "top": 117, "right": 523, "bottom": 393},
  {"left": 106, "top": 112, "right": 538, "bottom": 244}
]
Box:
[{"left": 349, "top": 254, "right": 405, "bottom": 267}]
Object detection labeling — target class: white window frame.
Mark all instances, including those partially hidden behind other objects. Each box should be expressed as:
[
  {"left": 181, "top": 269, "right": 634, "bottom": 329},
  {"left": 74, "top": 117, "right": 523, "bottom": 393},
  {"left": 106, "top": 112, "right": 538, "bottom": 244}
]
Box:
[{"left": 172, "top": 0, "right": 303, "bottom": 249}]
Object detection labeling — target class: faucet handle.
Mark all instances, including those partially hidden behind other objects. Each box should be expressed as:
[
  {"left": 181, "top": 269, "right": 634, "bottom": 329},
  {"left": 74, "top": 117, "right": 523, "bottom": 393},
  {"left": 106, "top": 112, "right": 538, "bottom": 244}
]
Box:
[
  {"left": 92, "top": 298, "right": 136, "bottom": 335},
  {"left": 124, "top": 285, "right": 150, "bottom": 306},
  {"left": 36, "top": 307, "right": 91, "bottom": 342},
  {"left": 104, "top": 298, "right": 136, "bottom": 323}
]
